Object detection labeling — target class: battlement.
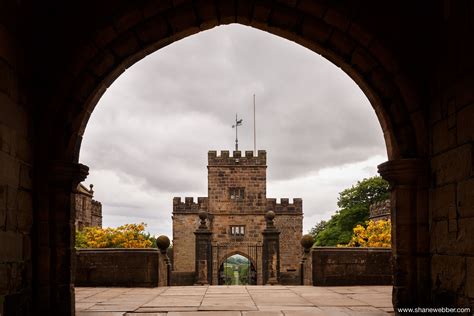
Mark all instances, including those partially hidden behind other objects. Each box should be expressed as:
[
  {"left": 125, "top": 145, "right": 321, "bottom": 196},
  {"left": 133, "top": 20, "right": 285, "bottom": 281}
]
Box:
[
  {"left": 266, "top": 198, "right": 302, "bottom": 214},
  {"left": 208, "top": 150, "right": 266, "bottom": 166},
  {"left": 173, "top": 197, "right": 208, "bottom": 213},
  {"left": 369, "top": 199, "right": 391, "bottom": 221}
]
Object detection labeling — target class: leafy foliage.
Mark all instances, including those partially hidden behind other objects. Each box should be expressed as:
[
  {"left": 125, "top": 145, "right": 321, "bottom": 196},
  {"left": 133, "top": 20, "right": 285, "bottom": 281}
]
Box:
[
  {"left": 75, "top": 223, "right": 157, "bottom": 248},
  {"left": 346, "top": 219, "right": 391, "bottom": 247},
  {"left": 310, "top": 176, "right": 390, "bottom": 246}
]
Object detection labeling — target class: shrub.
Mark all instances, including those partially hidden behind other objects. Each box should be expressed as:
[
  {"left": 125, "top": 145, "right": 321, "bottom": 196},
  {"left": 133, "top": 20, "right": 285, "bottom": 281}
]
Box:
[
  {"left": 75, "top": 223, "right": 156, "bottom": 248},
  {"left": 346, "top": 219, "right": 391, "bottom": 247}
]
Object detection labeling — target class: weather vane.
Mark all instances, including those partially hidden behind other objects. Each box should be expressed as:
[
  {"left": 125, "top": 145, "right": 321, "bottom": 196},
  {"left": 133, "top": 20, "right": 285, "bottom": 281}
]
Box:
[{"left": 232, "top": 114, "right": 243, "bottom": 151}]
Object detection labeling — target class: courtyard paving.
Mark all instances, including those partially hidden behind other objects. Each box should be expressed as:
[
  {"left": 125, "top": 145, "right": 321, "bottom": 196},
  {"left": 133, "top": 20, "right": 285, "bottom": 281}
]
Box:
[{"left": 76, "top": 285, "right": 393, "bottom": 315}]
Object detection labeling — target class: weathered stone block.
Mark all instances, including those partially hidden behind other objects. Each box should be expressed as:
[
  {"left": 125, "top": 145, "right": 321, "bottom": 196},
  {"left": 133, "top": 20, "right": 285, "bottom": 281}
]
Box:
[
  {"left": 457, "top": 103, "right": 474, "bottom": 144},
  {"left": 0, "top": 263, "right": 9, "bottom": 292},
  {"left": 5, "top": 185, "right": 17, "bottom": 231},
  {"left": 432, "top": 118, "right": 457, "bottom": 154},
  {"left": 0, "top": 151, "right": 19, "bottom": 187},
  {"left": 18, "top": 164, "right": 31, "bottom": 190},
  {"left": 0, "top": 231, "right": 23, "bottom": 261},
  {"left": 456, "top": 218, "right": 474, "bottom": 254},
  {"left": 431, "top": 254, "right": 465, "bottom": 293},
  {"left": 466, "top": 257, "right": 474, "bottom": 298},
  {"left": 431, "top": 144, "right": 472, "bottom": 185},
  {"left": 17, "top": 190, "right": 32, "bottom": 233},
  {"left": 430, "top": 183, "right": 455, "bottom": 220},
  {"left": 457, "top": 178, "right": 474, "bottom": 218}
]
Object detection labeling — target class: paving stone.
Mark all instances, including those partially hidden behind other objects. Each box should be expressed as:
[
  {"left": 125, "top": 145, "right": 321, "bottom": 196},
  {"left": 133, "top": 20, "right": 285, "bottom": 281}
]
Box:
[
  {"left": 75, "top": 286, "right": 393, "bottom": 314},
  {"left": 161, "top": 287, "right": 208, "bottom": 296},
  {"left": 325, "top": 286, "right": 383, "bottom": 294},
  {"left": 135, "top": 307, "right": 199, "bottom": 312},
  {"left": 252, "top": 293, "right": 313, "bottom": 306},
  {"left": 243, "top": 312, "right": 283, "bottom": 316},
  {"left": 76, "top": 312, "right": 126, "bottom": 316},
  {"left": 143, "top": 295, "right": 203, "bottom": 307},
  {"left": 76, "top": 302, "right": 98, "bottom": 310},
  {"left": 125, "top": 313, "right": 166, "bottom": 316},
  {"left": 304, "top": 294, "right": 369, "bottom": 307},
  {"left": 257, "top": 306, "right": 323, "bottom": 312},
  {"left": 347, "top": 294, "right": 393, "bottom": 308},
  {"left": 168, "top": 312, "right": 241, "bottom": 316},
  {"left": 282, "top": 311, "right": 332, "bottom": 316},
  {"left": 86, "top": 303, "right": 141, "bottom": 312}
]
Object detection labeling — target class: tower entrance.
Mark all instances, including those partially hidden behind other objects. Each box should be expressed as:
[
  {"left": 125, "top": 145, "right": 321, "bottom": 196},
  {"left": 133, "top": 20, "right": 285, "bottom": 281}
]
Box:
[{"left": 218, "top": 254, "right": 257, "bottom": 285}]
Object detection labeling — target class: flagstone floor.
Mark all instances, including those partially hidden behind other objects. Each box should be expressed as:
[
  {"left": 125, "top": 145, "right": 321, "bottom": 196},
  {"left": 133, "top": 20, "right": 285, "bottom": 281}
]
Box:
[{"left": 76, "top": 285, "right": 394, "bottom": 316}]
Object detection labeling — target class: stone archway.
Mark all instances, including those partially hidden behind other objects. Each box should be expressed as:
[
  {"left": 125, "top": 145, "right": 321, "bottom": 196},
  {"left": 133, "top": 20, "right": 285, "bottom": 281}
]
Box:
[
  {"left": 33, "top": 1, "right": 431, "bottom": 314},
  {"left": 218, "top": 252, "right": 257, "bottom": 285}
]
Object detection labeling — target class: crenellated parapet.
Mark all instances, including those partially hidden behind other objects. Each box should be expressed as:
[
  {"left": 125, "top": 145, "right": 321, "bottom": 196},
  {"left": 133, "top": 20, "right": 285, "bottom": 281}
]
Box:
[
  {"left": 173, "top": 197, "right": 208, "bottom": 213},
  {"left": 369, "top": 199, "right": 391, "bottom": 221},
  {"left": 208, "top": 150, "right": 266, "bottom": 166},
  {"left": 266, "top": 198, "right": 302, "bottom": 214}
]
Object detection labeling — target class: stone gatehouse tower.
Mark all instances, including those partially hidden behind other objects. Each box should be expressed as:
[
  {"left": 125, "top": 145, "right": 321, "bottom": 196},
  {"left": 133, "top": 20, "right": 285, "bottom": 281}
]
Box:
[{"left": 172, "top": 150, "right": 303, "bottom": 285}]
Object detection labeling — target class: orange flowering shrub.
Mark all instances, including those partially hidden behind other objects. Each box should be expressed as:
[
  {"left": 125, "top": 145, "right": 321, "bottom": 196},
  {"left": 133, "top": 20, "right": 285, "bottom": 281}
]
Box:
[
  {"left": 76, "top": 223, "right": 155, "bottom": 248},
  {"left": 346, "top": 219, "right": 391, "bottom": 247}
]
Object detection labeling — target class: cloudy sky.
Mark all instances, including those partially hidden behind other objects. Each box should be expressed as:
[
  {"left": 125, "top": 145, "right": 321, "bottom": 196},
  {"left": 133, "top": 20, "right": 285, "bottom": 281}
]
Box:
[{"left": 80, "top": 24, "right": 387, "bottom": 238}]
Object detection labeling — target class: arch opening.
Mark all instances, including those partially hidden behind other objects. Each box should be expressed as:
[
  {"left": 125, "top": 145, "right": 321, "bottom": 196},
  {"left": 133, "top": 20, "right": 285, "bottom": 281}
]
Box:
[
  {"left": 36, "top": 2, "right": 431, "bottom": 312},
  {"left": 218, "top": 253, "right": 257, "bottom": 286}
]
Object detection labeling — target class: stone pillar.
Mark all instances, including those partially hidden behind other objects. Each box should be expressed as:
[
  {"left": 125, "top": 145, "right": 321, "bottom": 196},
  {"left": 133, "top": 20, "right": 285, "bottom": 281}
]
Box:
[
  {"left": 194, "top": 210, "right": 212, "bottom": 285},
  {"left": 378, "top": 159, "right": 430, "bottom": 308},
  {"left": 262, "top": 211, "right": 280, "bottom": 285},
  {"left": 300, "top": 234, "right": 314, "bottom": 285},
  {"left": 36, "top": 161, "right": 88, "bottom": 314},
  {"left": 157, "top": 235, "right": 171, "bottom": 287}
]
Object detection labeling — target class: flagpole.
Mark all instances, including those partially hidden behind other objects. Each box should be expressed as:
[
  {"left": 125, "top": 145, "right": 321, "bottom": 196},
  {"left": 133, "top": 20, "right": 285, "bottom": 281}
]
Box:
[
  {"left": 235, "top": 114, "right": 238, "bottom": 151},
  {"left": 253, "top": 94, "right": 256, "bottom": 154}
]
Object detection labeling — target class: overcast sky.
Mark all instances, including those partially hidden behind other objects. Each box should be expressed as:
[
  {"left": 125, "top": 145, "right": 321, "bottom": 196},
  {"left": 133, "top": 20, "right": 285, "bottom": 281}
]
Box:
[{"left": 80, "top": 24, "right": 387, "bottom": 238}]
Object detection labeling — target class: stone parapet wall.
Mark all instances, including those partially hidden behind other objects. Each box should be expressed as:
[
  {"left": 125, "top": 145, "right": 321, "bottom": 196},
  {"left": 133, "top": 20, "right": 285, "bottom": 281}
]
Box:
[
  {"left": 266, "top": 198, "right": 303, "bottom": 214},
  {"left": 208, "top": 150, "right": 266, "bottom": 166},
  {"left": 75, "top": 248, "right": 160, "bottom": 287},
  {"left": 369, "top": 200, "right": 390, "bottom": 221},
  {"left": 170, "top": 271, "right": 195, "bottom": 286},
  {"left": 172, "top": 213, "right": 199, "bottom": 272},
  {"left": 91, "top": 200, "right": 102, "bottom": 227},
  {"left": 274, "top": 214, "right": 303, "bottom": 272},
  {"left": 312, "top": 247, "right": 392, "bottom": 286},
  {"left": 173, "top": 197, "right": 208, "bottom": 213}
]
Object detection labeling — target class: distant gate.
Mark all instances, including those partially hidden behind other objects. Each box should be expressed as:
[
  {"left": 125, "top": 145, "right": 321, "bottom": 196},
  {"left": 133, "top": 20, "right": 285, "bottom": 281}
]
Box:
[{"left": 211, "top": 243, "right": 262, "bottom": 285}]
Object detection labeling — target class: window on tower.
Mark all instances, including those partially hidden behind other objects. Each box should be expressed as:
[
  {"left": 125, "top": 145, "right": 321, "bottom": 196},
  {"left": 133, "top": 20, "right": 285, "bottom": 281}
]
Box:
[
  {"left": 229, "top": 187, "right": 245, "bottom": 200},
  {"left": 230, "top": 225, "right": 245, "bottom": 236}
]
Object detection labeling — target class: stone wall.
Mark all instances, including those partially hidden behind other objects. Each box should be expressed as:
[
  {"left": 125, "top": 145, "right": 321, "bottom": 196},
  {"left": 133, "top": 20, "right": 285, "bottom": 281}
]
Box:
[
  {"left": 75, "top": 249, "right": 160, "bottom": 287},
  {"left": 170, "top": 271, "right": 195, "bottom": 286},
  {"left": 369, "top": 200, "right": 390, "bottom": 221},
  {"left": 429, "top": 2, "right": 474, "bottom": 307},
  {"left": 274, "top": 213, "right": 302, "bottom": 276},
  {"left": 74, "top": 184, "right": 102, "bottom": 230},
  {"left": 0, "top": 5, "right": 33, "bottom": 314},
  {"left": 312, "top": 247, "right": 392, "bottom": 286},
  {"left": 172, "top": 203, "right": 201, "bottom": 272},
  {"left": 207, "top": 150, "right": 267, "bottom": 215}
]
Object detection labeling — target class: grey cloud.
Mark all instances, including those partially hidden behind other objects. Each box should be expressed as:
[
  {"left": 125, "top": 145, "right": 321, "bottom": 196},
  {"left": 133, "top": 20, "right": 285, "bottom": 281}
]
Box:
[{"left": 81, "top": 24, "right": 387, "bottom": 235}]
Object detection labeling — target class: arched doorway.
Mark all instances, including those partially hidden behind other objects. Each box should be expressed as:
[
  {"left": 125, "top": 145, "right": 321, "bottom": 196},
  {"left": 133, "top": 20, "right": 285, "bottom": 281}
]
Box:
[
  {"left": 218, "top": 254, "right": 257, "bottom": 285},
  {"left": 35, "top": 2, "right": 430, "bottom": 314}
]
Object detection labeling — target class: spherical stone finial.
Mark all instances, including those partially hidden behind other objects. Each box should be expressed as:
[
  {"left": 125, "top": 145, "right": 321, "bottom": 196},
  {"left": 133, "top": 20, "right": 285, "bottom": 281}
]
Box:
[
  {"left": 265, "top": 210, "right": 275, "bottom": 221},
  {"left": 301, "top": 234, "right": 315, "bottom": 250},
  {"left": 156, "top": 235, "right": 170, "bottom": 251},
  {"left": 198, "top": 210, "right": 208, "bottom": 221}
]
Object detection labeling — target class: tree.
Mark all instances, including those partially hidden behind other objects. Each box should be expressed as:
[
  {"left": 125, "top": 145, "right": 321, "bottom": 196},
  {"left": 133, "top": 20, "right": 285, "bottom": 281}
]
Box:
[
  {"left": 311, "top": 176, "right": 389, "bottom": 246},
  {"left": 308, "top": 220, "right": 327, "bottom": 238}
]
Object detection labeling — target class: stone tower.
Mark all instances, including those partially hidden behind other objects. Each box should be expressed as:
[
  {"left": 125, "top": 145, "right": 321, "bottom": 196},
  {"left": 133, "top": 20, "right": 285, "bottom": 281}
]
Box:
[{"left": 172, "top": 150, "right": 303, "bottom": 285}]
